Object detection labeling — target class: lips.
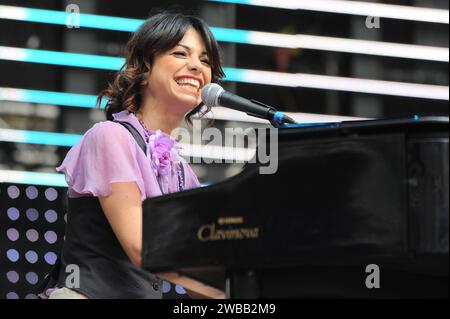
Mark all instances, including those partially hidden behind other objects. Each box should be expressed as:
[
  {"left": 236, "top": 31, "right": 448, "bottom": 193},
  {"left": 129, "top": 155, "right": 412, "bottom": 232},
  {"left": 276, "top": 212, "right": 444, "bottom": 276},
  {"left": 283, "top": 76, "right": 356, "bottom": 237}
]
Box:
[{"left": 174, "top": 76, "right": 203, "bottom": 93}]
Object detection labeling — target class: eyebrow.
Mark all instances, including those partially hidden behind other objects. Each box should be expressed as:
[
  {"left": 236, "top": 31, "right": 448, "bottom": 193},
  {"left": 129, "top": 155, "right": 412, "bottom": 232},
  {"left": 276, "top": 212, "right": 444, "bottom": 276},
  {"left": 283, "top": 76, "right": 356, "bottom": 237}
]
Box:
[{"left": 176, "top": 44, "right": 208, "bottom": 56}]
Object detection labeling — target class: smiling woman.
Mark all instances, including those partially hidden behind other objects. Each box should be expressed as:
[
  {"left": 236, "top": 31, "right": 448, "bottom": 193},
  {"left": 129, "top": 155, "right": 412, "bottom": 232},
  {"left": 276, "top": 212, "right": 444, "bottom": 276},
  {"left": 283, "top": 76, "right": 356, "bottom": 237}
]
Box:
[
  {"left": 38, "top": 11, "right": 224, "bottom": 299},
  {"left": 140, "top": 27, "right": 213, "bottom": 129},
  {"left": 100, "top": 11, "right": 225, "bottom": 128}
]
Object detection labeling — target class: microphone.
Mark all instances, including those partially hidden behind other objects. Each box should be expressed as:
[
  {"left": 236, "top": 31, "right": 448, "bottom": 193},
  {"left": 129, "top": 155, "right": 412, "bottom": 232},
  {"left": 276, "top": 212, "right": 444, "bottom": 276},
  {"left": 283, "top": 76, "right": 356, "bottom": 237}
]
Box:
[{"left": 201, "top": 83, "right": 296, "bottom": 126}]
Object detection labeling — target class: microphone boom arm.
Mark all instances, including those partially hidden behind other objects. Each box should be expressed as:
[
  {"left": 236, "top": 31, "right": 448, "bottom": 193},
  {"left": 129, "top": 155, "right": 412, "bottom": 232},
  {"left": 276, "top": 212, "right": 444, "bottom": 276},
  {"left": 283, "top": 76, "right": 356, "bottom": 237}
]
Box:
[{"left": 250, "top": 99, "right": 297, "bottom": 127}]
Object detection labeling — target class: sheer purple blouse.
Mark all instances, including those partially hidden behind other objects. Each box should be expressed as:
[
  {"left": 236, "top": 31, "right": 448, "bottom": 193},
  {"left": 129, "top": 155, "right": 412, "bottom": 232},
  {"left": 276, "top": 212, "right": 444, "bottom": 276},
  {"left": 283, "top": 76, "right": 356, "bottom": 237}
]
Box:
[{"left": 56, "top": 110, "right": 200, "bottom": 201}]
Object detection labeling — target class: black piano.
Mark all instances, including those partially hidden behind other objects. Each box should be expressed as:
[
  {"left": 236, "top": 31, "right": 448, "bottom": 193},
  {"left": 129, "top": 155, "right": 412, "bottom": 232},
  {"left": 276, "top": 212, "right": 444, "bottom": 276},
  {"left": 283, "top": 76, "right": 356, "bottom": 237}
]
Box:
[{"left": 142, "top": 117, "right": 449, "bottom": 298}]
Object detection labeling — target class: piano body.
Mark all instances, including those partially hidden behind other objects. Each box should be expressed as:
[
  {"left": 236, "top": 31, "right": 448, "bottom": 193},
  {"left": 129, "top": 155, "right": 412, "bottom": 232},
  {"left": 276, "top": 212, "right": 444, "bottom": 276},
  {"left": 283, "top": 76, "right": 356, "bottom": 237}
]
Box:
[{"left": 142, "top": 117, "right": 449, "bottom": 298}]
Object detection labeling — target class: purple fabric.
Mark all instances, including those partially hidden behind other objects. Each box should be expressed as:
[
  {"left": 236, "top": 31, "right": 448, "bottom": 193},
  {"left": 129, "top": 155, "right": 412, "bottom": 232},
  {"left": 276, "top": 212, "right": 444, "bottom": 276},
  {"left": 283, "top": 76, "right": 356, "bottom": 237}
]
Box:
[
  {"left": 149, "top": 130, "right": 177, "bottom": 177},
  {"left": 56, "top": 110, "right": 200, "bottom": 200}
]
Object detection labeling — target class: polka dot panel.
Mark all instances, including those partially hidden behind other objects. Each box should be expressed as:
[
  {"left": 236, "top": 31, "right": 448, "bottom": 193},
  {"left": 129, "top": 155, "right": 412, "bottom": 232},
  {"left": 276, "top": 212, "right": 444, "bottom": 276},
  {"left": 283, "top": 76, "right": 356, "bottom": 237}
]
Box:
[
  {"left": 0, "top": 183, "right": 67, "bottom": 299},
  {"left": 0, "top": 183, "right": 189, "bottom": 299}
]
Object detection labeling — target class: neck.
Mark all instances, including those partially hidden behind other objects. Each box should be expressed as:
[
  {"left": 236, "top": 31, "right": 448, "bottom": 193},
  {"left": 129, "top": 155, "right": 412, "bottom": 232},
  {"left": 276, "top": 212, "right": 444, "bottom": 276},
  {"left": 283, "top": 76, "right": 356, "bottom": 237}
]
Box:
[{"left": 136, "top": 101, "right": 184, "bottom": 136}]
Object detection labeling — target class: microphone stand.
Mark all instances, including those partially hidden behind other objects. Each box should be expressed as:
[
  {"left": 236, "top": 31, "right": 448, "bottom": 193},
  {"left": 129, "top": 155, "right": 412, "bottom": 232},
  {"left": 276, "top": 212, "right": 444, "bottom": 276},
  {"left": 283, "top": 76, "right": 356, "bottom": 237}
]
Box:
[{"left": 249, "top": 99, "right": 297, "bottom": 128}]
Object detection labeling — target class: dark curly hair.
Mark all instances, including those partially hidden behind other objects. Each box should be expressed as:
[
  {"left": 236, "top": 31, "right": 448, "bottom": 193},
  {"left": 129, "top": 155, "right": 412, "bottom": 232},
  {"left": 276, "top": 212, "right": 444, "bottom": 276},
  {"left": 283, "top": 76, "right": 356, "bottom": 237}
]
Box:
[{"left": 97, "top": 11, "right": 225, "bottom": 125}]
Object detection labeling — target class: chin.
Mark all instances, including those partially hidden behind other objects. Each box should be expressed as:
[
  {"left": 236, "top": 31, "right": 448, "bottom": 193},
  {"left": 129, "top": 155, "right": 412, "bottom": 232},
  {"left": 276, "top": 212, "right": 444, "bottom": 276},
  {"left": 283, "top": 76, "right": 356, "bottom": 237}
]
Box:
[
  {"left": 172, "top": 99, "right": 200, "bottom": 116},
  {"left": 180, "top": 95, "right": 201, "bottom": 108},
  {"left": 170, "top": 87, "right": 201, "bottom": 113}
]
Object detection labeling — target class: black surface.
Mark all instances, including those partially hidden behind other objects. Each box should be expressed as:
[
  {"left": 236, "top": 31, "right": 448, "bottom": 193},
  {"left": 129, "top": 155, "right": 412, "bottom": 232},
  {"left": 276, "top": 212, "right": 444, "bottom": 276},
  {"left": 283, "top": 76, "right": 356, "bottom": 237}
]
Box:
[{"left": 142, "top": 117, "right": 449, "bottom": 298}]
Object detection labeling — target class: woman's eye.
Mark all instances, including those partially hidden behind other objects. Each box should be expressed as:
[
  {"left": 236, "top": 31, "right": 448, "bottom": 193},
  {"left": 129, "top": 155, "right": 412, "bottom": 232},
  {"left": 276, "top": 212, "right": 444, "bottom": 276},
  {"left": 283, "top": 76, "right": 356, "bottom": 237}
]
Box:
[{"left": 173, "top": 51, "right": 210, "bottom": 65}]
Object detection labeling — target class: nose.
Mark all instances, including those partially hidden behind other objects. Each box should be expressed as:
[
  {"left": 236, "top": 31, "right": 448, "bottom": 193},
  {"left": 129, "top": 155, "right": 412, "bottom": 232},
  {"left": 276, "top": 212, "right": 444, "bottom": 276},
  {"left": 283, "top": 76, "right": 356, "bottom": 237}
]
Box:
[{"left": 187, "top": 57, "right": 203, "bottom": 73}]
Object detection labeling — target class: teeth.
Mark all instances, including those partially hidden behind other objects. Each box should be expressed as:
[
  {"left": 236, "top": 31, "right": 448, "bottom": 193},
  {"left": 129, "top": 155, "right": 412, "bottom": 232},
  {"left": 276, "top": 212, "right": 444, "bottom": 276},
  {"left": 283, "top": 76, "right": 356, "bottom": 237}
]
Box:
[{"left": 175, "top": 78, "right": 200, "bottom": 90}]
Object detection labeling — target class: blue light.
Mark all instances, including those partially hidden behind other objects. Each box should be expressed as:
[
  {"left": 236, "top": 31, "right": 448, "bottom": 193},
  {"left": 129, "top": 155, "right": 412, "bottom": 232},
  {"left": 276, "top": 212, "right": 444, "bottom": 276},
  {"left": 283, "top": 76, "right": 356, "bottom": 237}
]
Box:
[
  {"left": 1, "top": 88, "right": 108, "bottom": 109},
  {"left": 23, "top": 89, "right": 107, "bottom": 108},
  {"left": 68, "top": 12, "right": 143, "bottom": 32},
  {"left": 0, "top": 128, "right": 80, "bottom": 147},
  {"left": 23, "top": 7, "right": 74, "bottom": 26},
  {"left": 20, "top": 130, "right": 81, "bottom": 147},
  {"left": 209, "top": 0, "right": 251, "bottom": 4},
  {"left": 1, "top": 47, "right": 244, "bottom": 83},
  {"left": 31, "top": 173, "right": 66, "bottom": 187},
  {"left": 1, "top": 171, "right": 68, "bottom": 187},
  {"left": 280, "top": 122, "right": 340, "bottom": 129},
  {"left": 222, "top": 67, "right": 245, "bottom": 82},
  {"left": 414, "top": 114, "right": 420, "bottom": 120},
  {"left": 2, "top": 6, "right": 252, "bottom": 45},
  {"left": 21, "top": 6, "right": 143, "bottom": 32},
  {"left": 25, "top": 48, "right": 124, "bottom": 70},
  {"left": 210, "top": 27, "right": 250, "bottom": 44}
]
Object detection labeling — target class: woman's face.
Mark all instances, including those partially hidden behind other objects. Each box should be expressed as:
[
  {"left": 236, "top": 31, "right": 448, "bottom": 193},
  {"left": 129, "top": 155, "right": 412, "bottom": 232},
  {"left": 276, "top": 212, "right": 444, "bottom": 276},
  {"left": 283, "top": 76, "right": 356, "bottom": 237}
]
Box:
[{"left": 144, "top": 27, "right": 213, "bottom": 115}]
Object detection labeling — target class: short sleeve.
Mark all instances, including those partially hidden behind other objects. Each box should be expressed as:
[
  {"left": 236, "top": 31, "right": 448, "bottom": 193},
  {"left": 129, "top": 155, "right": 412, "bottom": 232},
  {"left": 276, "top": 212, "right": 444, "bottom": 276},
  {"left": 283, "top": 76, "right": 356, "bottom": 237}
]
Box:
[{"left": 56, "top": 121, "right": 146, "bottom": 199}]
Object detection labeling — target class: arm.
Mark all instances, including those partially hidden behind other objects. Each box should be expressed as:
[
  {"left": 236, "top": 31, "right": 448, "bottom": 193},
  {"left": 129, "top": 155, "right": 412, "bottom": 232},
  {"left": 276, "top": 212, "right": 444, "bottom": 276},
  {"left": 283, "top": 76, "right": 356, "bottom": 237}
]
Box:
[{"left": 99, "top": 181, "right": 143, "bottom": 268}]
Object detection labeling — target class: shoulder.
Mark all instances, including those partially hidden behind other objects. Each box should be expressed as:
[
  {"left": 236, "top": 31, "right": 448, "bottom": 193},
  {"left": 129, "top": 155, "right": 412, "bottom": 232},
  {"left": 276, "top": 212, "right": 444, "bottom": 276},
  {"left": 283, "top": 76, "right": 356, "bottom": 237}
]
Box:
[
  {"left": 78, "top": 120, "right": 137, "bottom": 156},
  {"left": 87, "top": 120, "right": 129, "bottom": 138},
  {"left": 84, "top": 121, "right": 131, "bottom": 144}
]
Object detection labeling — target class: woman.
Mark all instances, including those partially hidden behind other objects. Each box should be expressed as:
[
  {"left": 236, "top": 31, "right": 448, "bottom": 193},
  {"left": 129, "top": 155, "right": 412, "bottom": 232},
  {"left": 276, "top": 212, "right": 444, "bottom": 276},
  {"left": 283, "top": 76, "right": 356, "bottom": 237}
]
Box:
[{"left": 42, "top": 11, "right": 224, "bottom": 299}]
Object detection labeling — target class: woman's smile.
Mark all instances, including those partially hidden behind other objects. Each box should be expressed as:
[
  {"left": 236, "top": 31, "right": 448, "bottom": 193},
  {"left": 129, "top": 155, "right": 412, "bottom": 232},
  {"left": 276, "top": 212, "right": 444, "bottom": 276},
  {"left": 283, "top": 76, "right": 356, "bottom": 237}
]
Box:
[{"left": 174, "top": 77, "right": 202, "bottom": 96}]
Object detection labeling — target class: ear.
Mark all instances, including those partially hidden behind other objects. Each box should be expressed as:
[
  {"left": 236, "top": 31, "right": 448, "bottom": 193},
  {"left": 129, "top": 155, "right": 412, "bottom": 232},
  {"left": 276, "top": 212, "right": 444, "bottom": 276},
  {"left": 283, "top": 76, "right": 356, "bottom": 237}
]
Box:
[
  {"left": 141, "top": 61, "right": 152, "bottom": 86},
  {"left": 141, "top": 71, "right": 150, "bottom": 86}
]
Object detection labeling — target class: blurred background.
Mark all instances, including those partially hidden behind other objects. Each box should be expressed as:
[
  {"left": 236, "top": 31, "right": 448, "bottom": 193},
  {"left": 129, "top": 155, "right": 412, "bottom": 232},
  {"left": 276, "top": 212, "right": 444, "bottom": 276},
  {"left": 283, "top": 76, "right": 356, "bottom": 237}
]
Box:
[
  {"left": 0, "top": 0, "right": 448, "bottom": 300},
  {"left": 0, "top": 0, "right": 448, "bottom": 184}
]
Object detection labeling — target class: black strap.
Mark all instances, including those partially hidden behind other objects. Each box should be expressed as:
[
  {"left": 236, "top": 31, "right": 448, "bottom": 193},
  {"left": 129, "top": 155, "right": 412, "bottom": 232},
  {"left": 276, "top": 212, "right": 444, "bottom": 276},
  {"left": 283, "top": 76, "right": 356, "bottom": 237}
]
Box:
[
  {"left": 115, "top": 120, "right": 147, "bottom": 154},
  {"left": 114, "top": 120, "right": 185, "bottom": 192},
  {"left": 178, "top": 162, "right": 185, "bottom": 191}
]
